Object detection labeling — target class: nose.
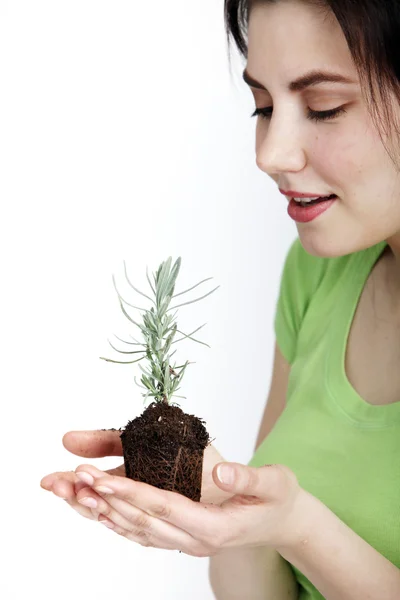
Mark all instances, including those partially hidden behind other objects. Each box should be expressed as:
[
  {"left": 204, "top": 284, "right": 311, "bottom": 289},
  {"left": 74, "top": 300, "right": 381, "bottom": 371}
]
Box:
[{"left": 255, "top": 113, "right": 307, "bottom": 176}]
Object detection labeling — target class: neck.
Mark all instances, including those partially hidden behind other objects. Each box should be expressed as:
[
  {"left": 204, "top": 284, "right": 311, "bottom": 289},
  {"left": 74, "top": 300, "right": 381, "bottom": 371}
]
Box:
[
  {"left": 386, "top": 231, "right": 400, "bottom": 269},
  {"left": 382, "top": 232, "right": 400, "bottom": 296}
]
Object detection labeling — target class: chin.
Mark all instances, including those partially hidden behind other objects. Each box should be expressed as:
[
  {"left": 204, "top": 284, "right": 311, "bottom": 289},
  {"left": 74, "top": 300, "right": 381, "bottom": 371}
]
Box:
[{"left": 297, "top": 228, "right": 358, "bottom": 258}]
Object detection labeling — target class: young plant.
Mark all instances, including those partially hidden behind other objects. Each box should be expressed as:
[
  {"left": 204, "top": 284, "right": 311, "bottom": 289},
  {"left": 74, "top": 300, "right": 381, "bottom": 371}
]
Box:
[{"left": 100, "top": 256, "right": 219, "bottom": 501}]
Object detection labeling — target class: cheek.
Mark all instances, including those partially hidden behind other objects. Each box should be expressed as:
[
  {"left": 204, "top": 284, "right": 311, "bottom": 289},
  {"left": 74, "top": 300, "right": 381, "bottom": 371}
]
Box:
[{"left": 310, "top": 130, "right": 377, "bottom": 186}]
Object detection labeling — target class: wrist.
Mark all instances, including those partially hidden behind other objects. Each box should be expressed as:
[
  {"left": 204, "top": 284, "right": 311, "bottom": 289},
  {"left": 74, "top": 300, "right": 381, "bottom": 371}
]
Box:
[{"left": 276, "top": 487, "right": 320, "bottom": 556}]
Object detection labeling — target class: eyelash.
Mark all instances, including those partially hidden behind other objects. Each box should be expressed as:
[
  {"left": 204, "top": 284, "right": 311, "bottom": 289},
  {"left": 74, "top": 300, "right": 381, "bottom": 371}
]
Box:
[{"left": 251, "top": 106, "right": 347, "bottom": 122}]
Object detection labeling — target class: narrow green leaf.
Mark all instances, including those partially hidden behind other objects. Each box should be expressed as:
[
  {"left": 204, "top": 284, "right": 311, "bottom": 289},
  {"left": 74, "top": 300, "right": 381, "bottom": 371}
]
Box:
[
  {"left": 123, "top": 261, "right": 155, "bottom": 304},
  {"left": 151, "top": 361, "right": 163, "bottom": 382},
  {"left": 158, "top": 294, "right": 172, "bottom": 318},
  {"left": 164, "top": 258, "right": 181, "bottom": 297},
  {"left": 176, "top": 329, "right": 211, "bottom": 348},
  {"left": 107, "top": 339, "right": 147, "bottom": 355},
  {"left": 146, "top": 265, "right": 156, "bottom": 296},
  {"left": 164, "top": 323, "right": 177, "bottom": 347},
  {"left": 171, "top": 323, "right": 206, "bottom": 345},
  {"left": 173, "top": 361, "right": 196, "bottom": 370},
  {"left": 118, "top": 298, "right": 147, "bottom": 333},
  {"left": 164, "top": 356, "right": 170, "bottom": 390},
  {"left": 113, "top": 334, "right": 146, "bottom": 347},
  {"left": 165, "top": 309, "right": 179, "bottom": 325},
  {"left": 99, "top": 355, "right": 146, "bottom": 364},
  {"left": 142, "top": 390, "right": 152, "bottom": 403},
  {"left": 156, "top": 257, "right": 173, "bottom": 304},
  {"left": 169, "top": 285, "right": 220, "bottom": 310},
  {"left": 139, "top": 363, "right": 163, "bottom": 385},
  {"left": 112, "top": 275, "right": 147, "bottom": 311},
  {"left": 134, "top": 376, "right": 148, "bottom": 390},
  {"left": 155, "top": 257, "right": 169, "bottom": 290},
  {"left": 146, "top": 310, "right": 159, "bottom": 333},
  {"left": 141, "top": 374, "right": 158, "bottom": 393},
  {"left": 129, "top": 334, "right": 142, "bottom": 342},
  {"left": 170, "top": 362, "right": 188, "bottom": 392},
  {"left": 172, "top": 277, "right": 213, "bottom": 299}
]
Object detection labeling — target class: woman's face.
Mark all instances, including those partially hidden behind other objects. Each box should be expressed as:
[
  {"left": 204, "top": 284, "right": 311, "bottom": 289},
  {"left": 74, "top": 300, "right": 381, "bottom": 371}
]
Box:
[{"left": 246, "top": 0, "right": 400, "bottom": 257}]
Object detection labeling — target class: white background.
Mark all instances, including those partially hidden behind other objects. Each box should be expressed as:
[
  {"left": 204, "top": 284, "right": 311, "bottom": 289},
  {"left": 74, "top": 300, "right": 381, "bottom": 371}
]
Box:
[{"left": 1, "top": 1, "right": 295, "bottom": 598}]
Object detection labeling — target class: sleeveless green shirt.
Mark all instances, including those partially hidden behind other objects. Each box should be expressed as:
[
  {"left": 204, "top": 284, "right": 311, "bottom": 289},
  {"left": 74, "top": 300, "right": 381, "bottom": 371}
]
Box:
[{"left": 248, "top": 239, "right": 400, "bottom": 600}]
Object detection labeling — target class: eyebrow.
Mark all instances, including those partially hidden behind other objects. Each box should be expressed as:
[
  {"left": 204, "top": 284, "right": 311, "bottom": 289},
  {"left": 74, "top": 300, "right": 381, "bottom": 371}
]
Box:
[{"left": 242, "top": 68, "right": 355, "bottom": 92}]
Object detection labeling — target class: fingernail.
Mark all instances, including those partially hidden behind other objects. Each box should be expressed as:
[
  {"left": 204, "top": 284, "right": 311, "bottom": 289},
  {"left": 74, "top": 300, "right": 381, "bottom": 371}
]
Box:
[
  {"left": 94, "top": 486, "right": 114, "bottom": 494},
  {"left": 217, "top": 464, "right": 235, "bottom": 485},
  {"left": 76, "top": 472, "right": 94, "bottom": 486},
  {"left": 78, "top": 497, "right": 98, "bottom": 508}
]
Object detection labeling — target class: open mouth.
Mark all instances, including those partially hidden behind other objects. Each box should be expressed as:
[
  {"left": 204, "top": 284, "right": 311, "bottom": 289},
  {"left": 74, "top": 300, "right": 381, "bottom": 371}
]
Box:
[{"left": 296, "top": 194, "right": 337, "bottom": 207}]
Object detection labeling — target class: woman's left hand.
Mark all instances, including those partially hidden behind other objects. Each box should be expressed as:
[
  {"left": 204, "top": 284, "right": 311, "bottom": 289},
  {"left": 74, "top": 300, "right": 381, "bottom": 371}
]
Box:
[{"left": 73, "top": 460, "right": 308, "bottom": 557}]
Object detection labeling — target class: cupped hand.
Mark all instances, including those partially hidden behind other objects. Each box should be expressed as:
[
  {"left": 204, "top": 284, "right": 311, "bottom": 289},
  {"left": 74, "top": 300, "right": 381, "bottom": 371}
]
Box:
[
  {"left": 40, "top": 429, "right": 233, "bottom": 523},
  {"left": 69, "top": 460, "right": 306, "bottom": 556},
  {"left": 40, "top": 430, "right": 126, "bottom": 521}
]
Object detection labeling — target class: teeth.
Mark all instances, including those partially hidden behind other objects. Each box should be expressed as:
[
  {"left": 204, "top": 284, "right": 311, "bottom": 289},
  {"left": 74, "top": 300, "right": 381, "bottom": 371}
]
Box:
[{"left": 293, "top": 196, "right": 320, "bottom": 203}]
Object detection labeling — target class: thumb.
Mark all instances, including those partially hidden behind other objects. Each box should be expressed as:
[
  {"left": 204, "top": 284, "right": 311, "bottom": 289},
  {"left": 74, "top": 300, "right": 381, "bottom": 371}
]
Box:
[
  {"left": 213, "top": 462, "right": 297, "bottom": 501},
  {"left": 62, "top": 429, "right": 123, "bottom": 458}
]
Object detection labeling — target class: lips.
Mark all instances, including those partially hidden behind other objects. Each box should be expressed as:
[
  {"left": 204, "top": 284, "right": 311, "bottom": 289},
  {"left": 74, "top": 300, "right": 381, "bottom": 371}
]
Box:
[
  {"left": 287, "top": 195, "right": 337, "bottom": 223},
  {"left": 279, "top": 188, "right": 334, "bottom": 199}
]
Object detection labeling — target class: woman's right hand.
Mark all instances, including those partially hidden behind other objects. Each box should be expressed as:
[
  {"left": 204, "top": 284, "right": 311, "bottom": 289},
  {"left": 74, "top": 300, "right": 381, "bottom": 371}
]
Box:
[
  {"left": 40, "top": 430, "right": 233, "bottom": 523},
  {"left": 40, "top": 430, "right": 126, "bottom": 521}
]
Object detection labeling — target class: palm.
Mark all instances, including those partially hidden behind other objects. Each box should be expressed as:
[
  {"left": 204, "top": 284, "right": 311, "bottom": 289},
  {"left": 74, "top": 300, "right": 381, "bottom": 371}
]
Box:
[{"left": 41, "top": 431, "right": 230, "bottom": 506}]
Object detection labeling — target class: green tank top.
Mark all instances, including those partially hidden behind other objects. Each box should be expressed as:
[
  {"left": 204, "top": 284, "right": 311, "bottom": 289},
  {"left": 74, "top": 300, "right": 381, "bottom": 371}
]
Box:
[{"left": 248, "top": 239, "right": 400, "bottom": 600}]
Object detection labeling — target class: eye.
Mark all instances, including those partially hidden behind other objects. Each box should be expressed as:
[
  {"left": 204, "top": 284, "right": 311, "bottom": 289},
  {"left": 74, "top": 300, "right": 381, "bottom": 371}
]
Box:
[
  {"left": 251, "top": 106, "right": 347, "bottom": 122},
  {"left": 251, "top": 107, "right": 273, "bottom": 120}
]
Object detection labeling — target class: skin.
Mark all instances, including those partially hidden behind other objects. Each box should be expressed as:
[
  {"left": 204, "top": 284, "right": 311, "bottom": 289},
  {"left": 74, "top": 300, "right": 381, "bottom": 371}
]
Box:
[
  {"left": 247, "top": 0, "right": 400, "bottom": 266},
  {"left": 40, "top": 0, "right": 400, "bottom": 581},
  {"left": 41, "top": 431, "right": 304, "bottom": 556}
]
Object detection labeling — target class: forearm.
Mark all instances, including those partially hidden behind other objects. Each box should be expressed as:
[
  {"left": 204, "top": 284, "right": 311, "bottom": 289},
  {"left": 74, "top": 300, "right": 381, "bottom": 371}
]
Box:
[
  {"left": 278, "top": 491, "right": 400, "bottom": 600},
  {"left": 209, "top": 546, "right": 298, "bottom": 600}
]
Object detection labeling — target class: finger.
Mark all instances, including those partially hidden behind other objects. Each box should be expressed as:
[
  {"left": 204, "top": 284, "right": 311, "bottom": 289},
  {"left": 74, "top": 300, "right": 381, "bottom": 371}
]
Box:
[
  {"left": 108, "top": 522, "right": 215, "bottom": 557},
  {"left": 62, "top": 430, "right": 123, "bottom": 458},
  {"left": 98, "top": 517, "right": 187, "bottom": 552},
  {"left": 76, "top": 489, "right": 139, "bottom": 530},
  {"left": 48, "top": 480, "right": 98, "bottom": 521},
  {"left": 75, "top": 484, "right": 210, "bottom": 555},
  {"left": 75, "top": 464, "right": 223, "bottom": 540},
  {"left": 64, "top": 496, "right": 97, "bottom": 520},
  {"left": 213, "top": 462, "right": 297, "bottom": 501},
  {"left": 92, "top": 499, "right": 214, "bottom": 556},
  {"left": 40, "top": 470, "right": 75, "bottom": 491},
  {"left": 40, "top": 463, "right": 125, "bottom": 496},
  {"left": 43, "top": 473, "right": 101, "bottom": 521},
  {"left": 52, "top": 476, "right": 90, "bottom": 501},
  {"left": 41, "top": 471, "right": 88, "bottom": 499}
]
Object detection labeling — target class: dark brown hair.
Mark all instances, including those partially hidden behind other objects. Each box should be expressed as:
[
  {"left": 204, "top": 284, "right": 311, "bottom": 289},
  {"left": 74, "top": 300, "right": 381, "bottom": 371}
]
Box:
[{"left": 224, "top": 0, "right": 400, "bottom": 165}]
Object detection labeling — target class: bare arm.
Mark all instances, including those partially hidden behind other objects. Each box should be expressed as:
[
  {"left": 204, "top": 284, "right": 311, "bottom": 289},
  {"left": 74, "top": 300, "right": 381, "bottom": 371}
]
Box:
[
  {"left": 208, "top": 343, "right": 299, "bottom": 600},
  {"left": 277, "top": 490, "right": 400, "bottom": 600}
]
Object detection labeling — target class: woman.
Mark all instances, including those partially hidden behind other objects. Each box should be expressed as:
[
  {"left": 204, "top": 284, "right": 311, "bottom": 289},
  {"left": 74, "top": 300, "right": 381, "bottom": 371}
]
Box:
[{"left": 40, "top": 1, "right": 400, "bottom": 598}]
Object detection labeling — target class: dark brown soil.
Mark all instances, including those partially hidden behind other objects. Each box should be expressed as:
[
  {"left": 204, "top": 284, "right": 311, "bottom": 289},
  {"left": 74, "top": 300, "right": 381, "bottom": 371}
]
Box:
[{"left": 118, "top": 402, "right": 211, "bottom": 502}]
